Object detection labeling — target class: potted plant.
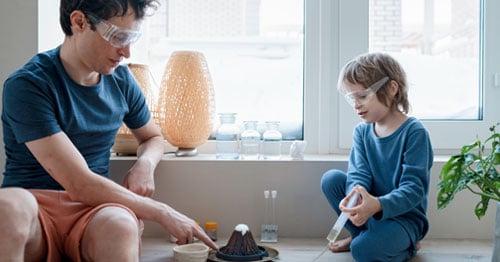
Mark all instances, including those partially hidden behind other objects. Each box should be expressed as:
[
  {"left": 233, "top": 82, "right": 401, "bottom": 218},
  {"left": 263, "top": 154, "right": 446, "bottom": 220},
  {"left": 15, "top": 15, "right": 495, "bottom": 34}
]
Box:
[{"left": 437, "top": 122, "right": 499, "bottom": 260}]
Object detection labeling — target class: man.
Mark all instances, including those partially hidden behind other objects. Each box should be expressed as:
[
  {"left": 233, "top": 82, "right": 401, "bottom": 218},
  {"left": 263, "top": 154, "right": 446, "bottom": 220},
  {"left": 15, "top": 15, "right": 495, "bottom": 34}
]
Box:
[{"left": 0, "top": 0, "right": 217, "bottom": 261}]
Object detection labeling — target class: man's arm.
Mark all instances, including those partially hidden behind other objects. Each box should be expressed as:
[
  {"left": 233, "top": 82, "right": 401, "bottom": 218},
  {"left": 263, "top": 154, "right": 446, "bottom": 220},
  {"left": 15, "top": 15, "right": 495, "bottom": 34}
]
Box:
[
  {"left": 25, "top": 129, "right": 217, "bottom": 249},
  {"left": 124, "top": 118, "right": 165, "bottom": 197}
]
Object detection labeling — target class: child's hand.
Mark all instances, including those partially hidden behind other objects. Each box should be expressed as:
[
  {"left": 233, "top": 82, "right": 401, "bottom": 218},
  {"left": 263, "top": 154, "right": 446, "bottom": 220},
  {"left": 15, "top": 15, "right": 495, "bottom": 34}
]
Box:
[{"left": 342, "top": 185, "right": 381, "bottom": 226}]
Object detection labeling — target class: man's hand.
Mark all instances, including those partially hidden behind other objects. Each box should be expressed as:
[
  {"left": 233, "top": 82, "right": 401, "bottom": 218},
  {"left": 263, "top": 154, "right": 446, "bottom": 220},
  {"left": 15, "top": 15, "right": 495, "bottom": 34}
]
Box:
[
  {"left": 160, "top": 207, "right": 218, "bottom": 250},
  {"left": 124, "top": 158, "right": 155, "bottom": 197}
]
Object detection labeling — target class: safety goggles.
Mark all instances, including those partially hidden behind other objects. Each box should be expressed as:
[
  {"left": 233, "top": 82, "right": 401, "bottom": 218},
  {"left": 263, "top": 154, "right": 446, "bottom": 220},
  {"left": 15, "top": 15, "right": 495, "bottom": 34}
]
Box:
[
  {"left": 344, "top": 76, "right": 389, "bottom": 106},
  {"left": 86, "top": 13, "right": 141, "bottom": 48}
]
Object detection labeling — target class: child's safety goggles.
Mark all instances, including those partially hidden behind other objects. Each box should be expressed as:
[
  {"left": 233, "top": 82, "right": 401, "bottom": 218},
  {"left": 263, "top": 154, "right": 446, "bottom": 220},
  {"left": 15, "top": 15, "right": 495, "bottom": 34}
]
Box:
[{"left": 344, "top": 76, "right": 389, "bottom": 106}]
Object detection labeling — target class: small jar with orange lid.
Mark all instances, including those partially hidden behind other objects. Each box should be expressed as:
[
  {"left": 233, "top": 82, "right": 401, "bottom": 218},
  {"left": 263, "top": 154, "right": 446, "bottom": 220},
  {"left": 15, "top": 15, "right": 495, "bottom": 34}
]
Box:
[{"left": 205, "top": 221, "right": 218, "bottom": 241}]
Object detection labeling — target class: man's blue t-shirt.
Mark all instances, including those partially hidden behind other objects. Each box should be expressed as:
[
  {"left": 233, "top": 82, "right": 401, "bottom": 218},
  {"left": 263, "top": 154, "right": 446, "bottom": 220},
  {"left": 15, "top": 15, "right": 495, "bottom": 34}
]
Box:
[{"left": 1, "top": 46, "right": 151, "bottom": 190}]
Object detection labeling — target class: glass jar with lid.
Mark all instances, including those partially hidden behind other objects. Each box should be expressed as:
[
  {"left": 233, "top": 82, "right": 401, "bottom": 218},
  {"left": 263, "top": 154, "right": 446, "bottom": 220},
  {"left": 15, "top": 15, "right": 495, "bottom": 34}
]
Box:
[
  {"left": 215, "top": 113, "right": 240, "bottom": 159},
  {"left": 261, "top": 121, "right": 282, "bottom": 160},
  {"left": 240, "top": 121, "right": 261, "bottom": 160}
]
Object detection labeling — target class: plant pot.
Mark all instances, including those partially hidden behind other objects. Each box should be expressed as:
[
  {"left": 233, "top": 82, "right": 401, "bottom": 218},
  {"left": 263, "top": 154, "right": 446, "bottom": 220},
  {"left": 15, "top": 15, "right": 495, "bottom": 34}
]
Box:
[{"left": 493, "top": 202, "right": 500, "bottom": 262}]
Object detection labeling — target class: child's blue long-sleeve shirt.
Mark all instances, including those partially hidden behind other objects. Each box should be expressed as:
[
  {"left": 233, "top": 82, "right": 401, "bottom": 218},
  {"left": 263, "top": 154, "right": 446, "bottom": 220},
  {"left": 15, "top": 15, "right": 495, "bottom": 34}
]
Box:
[{"left": 346, "top": 117, "right": 434, "bottom": 243}]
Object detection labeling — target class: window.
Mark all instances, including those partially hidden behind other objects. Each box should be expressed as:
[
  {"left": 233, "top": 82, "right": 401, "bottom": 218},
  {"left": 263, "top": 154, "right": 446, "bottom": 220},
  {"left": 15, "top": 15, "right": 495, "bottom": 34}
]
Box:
[
  {"left": 128, "top": 0, "right": 304, "bottom": 140},
  {"left": 333, "top": 0, "right": 499, "bottom": 154},
  {"left": 370, "top": 0, "right": 480, "bottom": 120},
  {"left": 39, "top": 0, "right": 500, "bottom": 155}
]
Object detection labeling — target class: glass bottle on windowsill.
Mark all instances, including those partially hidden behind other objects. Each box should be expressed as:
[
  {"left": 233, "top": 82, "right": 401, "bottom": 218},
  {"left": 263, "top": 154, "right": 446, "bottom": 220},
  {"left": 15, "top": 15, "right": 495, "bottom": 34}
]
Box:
[
  {"left": 261, "top": 121, "right": 282, "bottom": 160},
  {"left": 240, "top": 121, "right": 261, "bottom": 160},
  {"left": 216, "top": 113, "right": 240, "bottom": 159}
]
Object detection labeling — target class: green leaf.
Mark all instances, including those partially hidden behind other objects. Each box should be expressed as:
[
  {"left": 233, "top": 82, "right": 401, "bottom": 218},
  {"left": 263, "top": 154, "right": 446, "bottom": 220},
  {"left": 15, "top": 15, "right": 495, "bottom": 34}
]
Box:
[
  {"left": 474, "top": 196, "right": 489, "bottom": 219},
  {"left": 494, "top": 143, "right": 500, "bottom": 165},
  {"left": 461, "top": 141, "right": 480, "bottom": 154},
  {"left": 437, "top": 122, "right": 500, "bottom": 220}
]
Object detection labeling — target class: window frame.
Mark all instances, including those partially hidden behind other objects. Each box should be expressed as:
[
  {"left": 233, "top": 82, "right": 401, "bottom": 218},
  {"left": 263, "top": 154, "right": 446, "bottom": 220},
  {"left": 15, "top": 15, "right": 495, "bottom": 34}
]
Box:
[
  {"left": 305, "top": 0, "right": 500, "bottom": 156},
  {"left": 39, "top": 0, "right": 500, "bottom": 156}
]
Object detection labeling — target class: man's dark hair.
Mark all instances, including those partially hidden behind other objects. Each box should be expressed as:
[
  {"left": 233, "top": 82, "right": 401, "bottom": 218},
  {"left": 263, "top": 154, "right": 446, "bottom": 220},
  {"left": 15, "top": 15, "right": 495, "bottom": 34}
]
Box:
[{"left": 59, "top": 0, "right": 159, "bottom": 36}]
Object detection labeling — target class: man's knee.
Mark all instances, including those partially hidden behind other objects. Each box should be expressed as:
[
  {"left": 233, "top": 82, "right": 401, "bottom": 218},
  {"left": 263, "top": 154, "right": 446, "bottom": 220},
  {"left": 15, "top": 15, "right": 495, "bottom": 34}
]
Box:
[
  {"left": 0, "top": 188, "right": 40, "bottom": 242},
  {"left": 81, "top": 206, "right": 140, "bottom": 261},
  {"left": 0, "top": 188, "right": 38, "bottom": 221},
  {"left": 87, "top": 206, "right": 140, "bottom": 239}
]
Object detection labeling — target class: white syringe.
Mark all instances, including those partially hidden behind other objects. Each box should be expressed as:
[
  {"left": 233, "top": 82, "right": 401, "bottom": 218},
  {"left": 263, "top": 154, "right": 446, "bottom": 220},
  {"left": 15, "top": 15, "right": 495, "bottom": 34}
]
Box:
[
  {"left": 326, "top": 190, "right": 360, "bottom": 243},
  {"left": 311, "top": 190, "right": 360, "bottom": 262}
]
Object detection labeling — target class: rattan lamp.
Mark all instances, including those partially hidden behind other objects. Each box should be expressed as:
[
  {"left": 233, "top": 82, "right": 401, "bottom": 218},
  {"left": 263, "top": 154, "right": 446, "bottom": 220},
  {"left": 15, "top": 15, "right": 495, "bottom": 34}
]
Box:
[
  {"left": 158, "top": 51, "right": 215, "bottom": 156},
  {"left": 112, "top": 63, "right": 159, "bottom": 155}
]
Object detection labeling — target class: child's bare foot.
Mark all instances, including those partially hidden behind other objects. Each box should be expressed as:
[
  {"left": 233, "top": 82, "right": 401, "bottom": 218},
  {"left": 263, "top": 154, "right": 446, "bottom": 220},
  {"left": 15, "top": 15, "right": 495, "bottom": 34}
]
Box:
[
  {"left": 416, "top": 241, "right": 422, "bottom": 251},
  {"left": 328, "top": 237, "right": 352, "bottom": 253}
]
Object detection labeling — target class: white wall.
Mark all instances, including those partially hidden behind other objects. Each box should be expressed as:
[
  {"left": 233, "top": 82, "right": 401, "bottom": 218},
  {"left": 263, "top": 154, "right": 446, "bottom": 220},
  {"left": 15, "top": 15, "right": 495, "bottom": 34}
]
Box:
[
  {"left": 110, "top": 157, "right": 496, "bottom": 240},
  {"left": 38, "top": 0, "right": 64, "bottom": 52},
  {"left": 0, "top": 1, "right": 39, "bottom": 181}
]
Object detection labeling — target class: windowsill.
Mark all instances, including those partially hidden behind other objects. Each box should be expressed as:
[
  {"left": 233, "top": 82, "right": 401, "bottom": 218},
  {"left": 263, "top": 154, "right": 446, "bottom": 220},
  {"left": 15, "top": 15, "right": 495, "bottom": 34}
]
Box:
[
  {"left": 110, "top": 153, "right": 451, "bottom": 163},
  {"left": 111, "top": 153, "right": 348, "bottom": 162}
]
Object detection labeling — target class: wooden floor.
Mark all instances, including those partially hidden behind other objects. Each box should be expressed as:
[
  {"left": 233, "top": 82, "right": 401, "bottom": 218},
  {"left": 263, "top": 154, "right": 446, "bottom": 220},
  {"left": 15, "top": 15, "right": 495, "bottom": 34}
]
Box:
[{"left": 140, "top": 237, "right": 494, "bottom": 262}]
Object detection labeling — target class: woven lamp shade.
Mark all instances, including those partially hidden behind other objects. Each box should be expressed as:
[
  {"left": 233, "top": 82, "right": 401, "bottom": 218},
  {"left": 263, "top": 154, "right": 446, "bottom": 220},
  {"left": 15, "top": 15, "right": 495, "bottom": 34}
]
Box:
[
  {"left": 158, "top": 51, "right": 215, "bottom": 156},
  {"left": 112, "top": 63, "right": 159, "bottom": 154}
]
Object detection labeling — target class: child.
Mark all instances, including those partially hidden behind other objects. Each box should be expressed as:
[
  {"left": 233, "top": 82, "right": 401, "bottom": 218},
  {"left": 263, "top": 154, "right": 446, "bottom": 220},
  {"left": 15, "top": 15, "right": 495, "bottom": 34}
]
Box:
[{"left": 320, "top": 52, "right": 433, "bottom": 261}]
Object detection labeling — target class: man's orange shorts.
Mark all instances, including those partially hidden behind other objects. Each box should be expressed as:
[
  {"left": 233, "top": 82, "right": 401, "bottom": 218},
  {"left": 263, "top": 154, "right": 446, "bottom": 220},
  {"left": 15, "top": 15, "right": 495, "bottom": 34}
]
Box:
[{"left": 30, "top": 189, "right": 141, "bottom": 262}]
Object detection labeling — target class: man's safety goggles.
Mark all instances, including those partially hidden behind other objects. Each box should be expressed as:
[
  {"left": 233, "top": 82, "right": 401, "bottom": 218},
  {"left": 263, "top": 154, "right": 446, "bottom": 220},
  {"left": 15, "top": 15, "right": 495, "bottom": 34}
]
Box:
[{"left": 86, "top": 13, "right": 141, "bottom": 48}]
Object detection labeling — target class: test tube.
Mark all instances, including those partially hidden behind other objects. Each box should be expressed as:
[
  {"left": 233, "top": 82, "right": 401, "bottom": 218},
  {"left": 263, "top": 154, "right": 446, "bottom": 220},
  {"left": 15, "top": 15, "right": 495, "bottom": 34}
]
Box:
[
  {"left": 269, "top": 190, "right": 278, "bottom": 242},
  {"left": 261, "top": 190, "right": 270, "bottom": 242}
]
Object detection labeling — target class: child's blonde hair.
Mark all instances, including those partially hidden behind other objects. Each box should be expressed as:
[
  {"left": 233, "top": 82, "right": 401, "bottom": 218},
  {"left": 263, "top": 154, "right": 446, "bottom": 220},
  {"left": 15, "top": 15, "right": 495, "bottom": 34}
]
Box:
[{"left": 338, "top": 52, "right": 410, "bottom": 114}]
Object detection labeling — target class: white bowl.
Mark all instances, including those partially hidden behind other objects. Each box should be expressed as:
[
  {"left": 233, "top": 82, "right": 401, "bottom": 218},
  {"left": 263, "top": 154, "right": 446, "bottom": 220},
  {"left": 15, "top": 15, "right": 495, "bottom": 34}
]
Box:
[{"left": 173, "top": 243, "right": 210, "bottom": 262}]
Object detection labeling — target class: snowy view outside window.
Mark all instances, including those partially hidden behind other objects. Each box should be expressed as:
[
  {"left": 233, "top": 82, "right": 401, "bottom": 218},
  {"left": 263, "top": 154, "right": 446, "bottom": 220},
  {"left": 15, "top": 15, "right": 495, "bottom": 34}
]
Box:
[
  {"left": 129, "top": 0, "right": 304, "bottom": 140},
  {"left": 128, "top": 0, "right": 481, "bottom": 141},
  {"left": 370, "top": 0, "right": 480, "bottom": 119}
]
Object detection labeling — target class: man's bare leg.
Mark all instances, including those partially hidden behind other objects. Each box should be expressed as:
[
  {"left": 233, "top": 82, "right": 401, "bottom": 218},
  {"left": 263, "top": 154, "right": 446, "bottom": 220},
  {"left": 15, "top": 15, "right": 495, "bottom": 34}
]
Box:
[
  {"left": 329, "top": 237, "right": 352, "bottom": 253},
  {"left": 0, "top": 188, "right": 47, "bottom": 262},
  {"left": 81, "top": 206, "right": 141, "bottom": 262}
]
